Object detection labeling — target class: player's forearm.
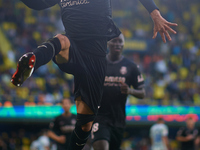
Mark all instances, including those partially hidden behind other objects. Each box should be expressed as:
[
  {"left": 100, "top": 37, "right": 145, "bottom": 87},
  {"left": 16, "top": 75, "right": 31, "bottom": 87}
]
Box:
[
  {"left": 176, "top": 136, "right": 189, "bottom": 142},
  {"left": 47, "top": 130, "right": 60, "bottom": 142},
  {"left": 128, "top": 88, "right": 145, "bottom": 99},
  {"left": 20, "top": 0, "right": 58, "bottom": 10},
  {"left": 139, "top": 0, "right": 159, "bottom": 13}
]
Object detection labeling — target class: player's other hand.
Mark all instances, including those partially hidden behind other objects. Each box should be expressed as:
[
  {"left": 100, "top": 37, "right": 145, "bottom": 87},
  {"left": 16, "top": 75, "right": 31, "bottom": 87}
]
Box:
[
  {"left": 58, "top": 135, "right": 66, "bottom": 144},
  {"left": 150, "top": 9, "right": 178, "bottom": 43},
  {"left": 120, "top": 81, "right": 129, "bottom": 94},
  {"left": 186, "top": 135, "right": 194, "bottom": 141}
]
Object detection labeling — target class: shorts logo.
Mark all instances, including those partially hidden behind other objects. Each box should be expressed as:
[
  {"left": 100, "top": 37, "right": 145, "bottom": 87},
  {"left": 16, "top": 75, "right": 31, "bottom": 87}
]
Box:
[
  {"left": 91, "top": 123, "right": 99, "bottom": 139},
  {"left": 92, "top": 123, "right": 99, "bottom": 133},
  {"left": 120, "top": 66, "right": 127, "bottom": 75},
  {"left": 71, "top": 119, "right": 76, "bottom": 125}
]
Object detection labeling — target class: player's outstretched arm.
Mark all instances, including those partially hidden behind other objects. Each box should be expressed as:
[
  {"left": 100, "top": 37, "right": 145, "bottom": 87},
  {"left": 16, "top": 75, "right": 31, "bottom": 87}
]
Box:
[
  {"left": 21, "top": 0, "right": 59, "bottom": 10},
  {"left": 150, "top": 9, "right": 177, "bottom": 43},
  {"left": 139, "top": 0, "right": 178, "bottom": 43}
]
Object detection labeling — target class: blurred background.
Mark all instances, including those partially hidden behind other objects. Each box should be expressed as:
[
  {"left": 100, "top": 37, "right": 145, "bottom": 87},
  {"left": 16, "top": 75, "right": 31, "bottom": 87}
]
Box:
[{"left": 0, "top": 0, "right": 200, "bottom": 149}]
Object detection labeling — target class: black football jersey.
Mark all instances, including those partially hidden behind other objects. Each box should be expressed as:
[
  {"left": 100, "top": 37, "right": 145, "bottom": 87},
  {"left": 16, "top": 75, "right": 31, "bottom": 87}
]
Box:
[
  {"left": 49, "top": 114, "right": 76, "bottom": 150},
  {"left": 95, "top": 56, "right": 144, "bottom": 128},
  {"left": 177, "top": 127, "right": 199, "bottom": 150},
  {"left": 58, "top": 0, "right": 121, "bottom": 40}
]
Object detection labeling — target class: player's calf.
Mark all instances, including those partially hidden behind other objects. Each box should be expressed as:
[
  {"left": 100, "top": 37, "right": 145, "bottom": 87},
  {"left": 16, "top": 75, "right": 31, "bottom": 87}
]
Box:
[{"left": 68, "top": 113, "right": 96, "bottom": 150}]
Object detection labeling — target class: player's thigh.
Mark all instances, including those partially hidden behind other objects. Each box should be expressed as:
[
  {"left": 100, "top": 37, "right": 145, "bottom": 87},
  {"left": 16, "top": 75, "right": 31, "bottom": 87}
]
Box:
[
  {"left": 109, "top": 128, "right": 124, "bottom": 150},
  {"left": 91, "top": 123, "right": 111, "bottom": 150}
]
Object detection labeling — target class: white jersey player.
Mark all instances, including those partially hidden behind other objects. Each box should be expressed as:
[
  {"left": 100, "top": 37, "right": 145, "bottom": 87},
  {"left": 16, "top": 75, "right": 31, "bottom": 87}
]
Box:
[{"left": 150, "top": 117, "right": 169, "bottom": 150}]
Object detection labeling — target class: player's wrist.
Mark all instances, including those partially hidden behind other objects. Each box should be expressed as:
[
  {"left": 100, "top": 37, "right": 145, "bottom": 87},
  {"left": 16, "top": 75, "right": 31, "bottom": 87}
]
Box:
[
  {"left": 150, "top": 9, "right": 161, "bottom": 20},
  {"left": 127, "top": 88, "right": 134, "bottom": 95}
]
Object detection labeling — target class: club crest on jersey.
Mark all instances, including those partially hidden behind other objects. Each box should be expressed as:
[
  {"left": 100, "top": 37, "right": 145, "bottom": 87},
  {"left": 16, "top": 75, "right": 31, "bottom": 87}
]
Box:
[{"left": 120, "top": 66, "right": 127, "bottom": 75}]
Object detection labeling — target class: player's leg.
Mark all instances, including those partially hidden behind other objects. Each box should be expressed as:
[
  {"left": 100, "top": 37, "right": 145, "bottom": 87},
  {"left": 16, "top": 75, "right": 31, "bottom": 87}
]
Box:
[
  {"left": 66, "top": 38, "right": 107, "bottom": 150},
  {"left": 93, "top": 140, "right": 109, "bottom": 150},
  {"left": 91, "top": 123, "right": 111, "bottom": 150},
  {"left": 68, "top": 96, "right": 95, "bottom": 150},
  {"left": 109, "top": 128, "right": 123, "bottom": 150},
  {"left": 11, "top": 34, "right": 70, "bottom": 86}
]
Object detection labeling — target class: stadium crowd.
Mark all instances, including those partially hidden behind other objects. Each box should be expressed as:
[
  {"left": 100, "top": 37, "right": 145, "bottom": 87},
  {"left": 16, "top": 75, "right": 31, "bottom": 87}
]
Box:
[
  {"left": 1, "top": 0, "right": 200, "bottom": 106},
  {"left": 0, "top": 0, "right": 200, "bottom": 149}
]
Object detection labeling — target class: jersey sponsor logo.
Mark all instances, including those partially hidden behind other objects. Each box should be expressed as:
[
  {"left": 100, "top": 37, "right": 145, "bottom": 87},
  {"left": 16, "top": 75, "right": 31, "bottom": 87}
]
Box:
[
  {"left": 60, "top": 0, "right": 90, "bottom": 8},
  {"left": 105, "top": 76, "right": 126, "bottom": 83},
  {"left": 137, "top": 75, "right": 144, "bottom": 82},
  {"left": 120, "top": 66, "right": 127, "bottom": 75},
  {"left": 60, "top": 125, "right": 74, "bottom": 132},
  {"left": 104, "top": 76, "right": 126, "bottom": 86}
]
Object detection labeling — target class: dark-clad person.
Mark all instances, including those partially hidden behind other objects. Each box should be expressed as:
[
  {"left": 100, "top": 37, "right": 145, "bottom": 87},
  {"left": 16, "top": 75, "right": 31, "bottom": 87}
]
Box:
[
  {"left": 48, "top": 98, "right": 76, "bottom": 150},
  {"left": 11, "top": 0, "right": 177, "bottom": 149},
  {"left": 176, "top": 117, "right": 199, "bottom": 150},
  {"left": 91, "top": 34, "right": 145, "bottom": 150}
]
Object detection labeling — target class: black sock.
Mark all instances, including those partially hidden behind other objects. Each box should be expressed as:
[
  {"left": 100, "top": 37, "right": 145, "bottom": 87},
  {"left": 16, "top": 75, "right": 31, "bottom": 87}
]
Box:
[
  {"left": 33, "top": 37, "right": 61, "bottom": 70},
  {"left": 68, "top": 125, "right": 91, "bottom": 150}
]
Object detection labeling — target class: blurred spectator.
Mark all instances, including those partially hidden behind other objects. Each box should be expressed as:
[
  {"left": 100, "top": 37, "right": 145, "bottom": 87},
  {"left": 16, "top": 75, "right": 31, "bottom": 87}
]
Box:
[
  {"left": 30, "top": 129, "right": 50, "bottom": 150},
  {"left": 176, "top": 117, "right": 199, "bottom": 150},
  {"left": 150, "top": 117, "right": 169, "bottom": 150}
]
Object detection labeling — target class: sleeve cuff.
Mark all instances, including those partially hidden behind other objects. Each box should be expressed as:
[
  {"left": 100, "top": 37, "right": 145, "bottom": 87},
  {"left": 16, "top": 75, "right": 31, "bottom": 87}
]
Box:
[{"left": 139, "top": 0, "right": 159, "bottom": 13}]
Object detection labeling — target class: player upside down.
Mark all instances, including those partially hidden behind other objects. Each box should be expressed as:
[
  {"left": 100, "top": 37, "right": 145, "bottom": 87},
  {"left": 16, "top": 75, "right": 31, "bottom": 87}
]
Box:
[{"left": 11, "top": 0, "right": 177, "bottom": 149}]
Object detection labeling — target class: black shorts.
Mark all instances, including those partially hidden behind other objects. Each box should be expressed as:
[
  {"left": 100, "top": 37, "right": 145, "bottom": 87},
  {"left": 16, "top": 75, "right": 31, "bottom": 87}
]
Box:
[
  {"left": 53, "top": 36, "right": 107, "bottom": 115},
  {"left": 91, "top": 122, "right": 124, "bottom": 150}
]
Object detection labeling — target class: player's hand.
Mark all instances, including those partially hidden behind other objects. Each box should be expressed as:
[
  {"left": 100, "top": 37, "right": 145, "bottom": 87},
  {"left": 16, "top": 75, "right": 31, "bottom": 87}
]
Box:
[
  {"left": 58, "top": 135, "right": 66, "bottom": 144},
  {"left": 186, "top": 135, "right": 194, "bottom": 141},
  {"left": 120, "top": 81, "right": 129, "bottom": 94},
  {"left": 150, "top": 9, "right": 178, "bottom": 43}
]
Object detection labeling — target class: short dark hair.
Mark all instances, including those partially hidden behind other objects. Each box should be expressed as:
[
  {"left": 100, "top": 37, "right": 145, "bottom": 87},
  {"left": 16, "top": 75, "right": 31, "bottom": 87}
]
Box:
[
  {"left": 61, "top": 98, "right": 71, "bottom": 104},
  {"left": 157, "top": 117, "right": 164, "bottom": 122},
  {"left": 186, "top": 116, "right": 194, "bottom": 121}
]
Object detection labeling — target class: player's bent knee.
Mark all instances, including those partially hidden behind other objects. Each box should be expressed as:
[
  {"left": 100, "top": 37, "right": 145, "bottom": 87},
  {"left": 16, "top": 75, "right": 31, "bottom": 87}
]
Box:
[
  {"left": 81, "top": 121, "right": 93, "bottom": 132},
  {"left": 55, "top": 34, "right": 70, "bottom": 50},
  {"left": 76, "top": 113, "right": 96, "bottom": 131}
]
